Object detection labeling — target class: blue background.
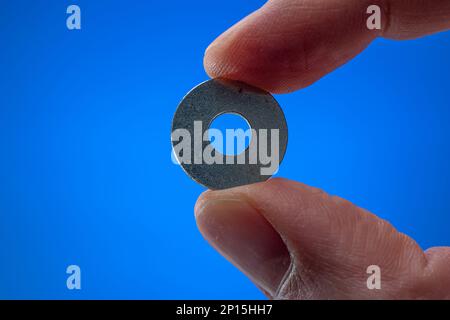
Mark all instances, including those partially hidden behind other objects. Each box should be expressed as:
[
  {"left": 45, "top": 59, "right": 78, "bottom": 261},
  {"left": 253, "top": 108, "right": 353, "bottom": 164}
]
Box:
[{"left": 0, "top": 0, "right": 449, "bottom": 299}]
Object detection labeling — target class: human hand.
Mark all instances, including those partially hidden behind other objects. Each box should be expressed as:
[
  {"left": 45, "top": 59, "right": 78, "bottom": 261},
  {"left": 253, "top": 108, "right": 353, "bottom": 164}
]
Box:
[{"left": 195, "top": 0, "right": 450, "bottom": 299}]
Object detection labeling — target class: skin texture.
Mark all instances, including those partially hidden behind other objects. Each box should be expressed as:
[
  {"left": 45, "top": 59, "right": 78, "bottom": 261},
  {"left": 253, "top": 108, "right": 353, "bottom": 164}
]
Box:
[
  {"left": 204, "top": 0, "right": 450, "bottom": 93},
  {"left": 195, "top": 0, "right": 450, "bottom": 299}
]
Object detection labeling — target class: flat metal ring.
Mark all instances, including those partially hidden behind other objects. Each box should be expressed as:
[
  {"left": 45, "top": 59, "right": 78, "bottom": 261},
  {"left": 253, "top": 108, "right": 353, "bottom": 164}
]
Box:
[{"left": 171, "top": 78, "right": 288, "bottom": 190}]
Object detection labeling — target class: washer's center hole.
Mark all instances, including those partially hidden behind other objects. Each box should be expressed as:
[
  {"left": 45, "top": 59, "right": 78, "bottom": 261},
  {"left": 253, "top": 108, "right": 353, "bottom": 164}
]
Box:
[{"left": 208, "top": 113, "right": 252, "bottom": 156}]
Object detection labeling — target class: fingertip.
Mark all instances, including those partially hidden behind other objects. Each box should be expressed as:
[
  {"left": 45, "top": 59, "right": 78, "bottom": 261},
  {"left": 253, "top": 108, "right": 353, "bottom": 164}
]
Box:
[
  {"left": 203, "top": 0, "right": 380, "bottom": 93},
  {"left": 193, "top": 184, "right": 291, "bottom": 295},
  {"left": 194, "top": 189, "right": 212, "bottom": 218}
]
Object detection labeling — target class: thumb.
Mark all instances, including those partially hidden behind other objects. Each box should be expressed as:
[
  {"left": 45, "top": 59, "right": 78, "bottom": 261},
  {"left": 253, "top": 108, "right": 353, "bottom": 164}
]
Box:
[{"left": 195, "top": 178, "right": 450, "bottom": 299}]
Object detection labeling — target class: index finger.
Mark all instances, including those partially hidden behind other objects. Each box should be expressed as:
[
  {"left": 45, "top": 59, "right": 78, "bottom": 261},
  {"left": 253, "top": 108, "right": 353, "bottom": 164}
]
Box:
[{"left": 204, "top": 0, "right": 450, "bottom": 93}]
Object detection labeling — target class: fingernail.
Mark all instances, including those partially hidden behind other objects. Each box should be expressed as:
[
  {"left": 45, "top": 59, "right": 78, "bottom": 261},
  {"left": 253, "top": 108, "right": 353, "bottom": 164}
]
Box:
[{"left": 195, "top": 195, "right": 290, "bottom": 296}]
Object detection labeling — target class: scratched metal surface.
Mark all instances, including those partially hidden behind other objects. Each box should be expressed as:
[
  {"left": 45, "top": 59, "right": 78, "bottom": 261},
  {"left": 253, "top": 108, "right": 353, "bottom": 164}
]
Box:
[{"left": 172, "top": 79, "right": 288, "bottom": 190}]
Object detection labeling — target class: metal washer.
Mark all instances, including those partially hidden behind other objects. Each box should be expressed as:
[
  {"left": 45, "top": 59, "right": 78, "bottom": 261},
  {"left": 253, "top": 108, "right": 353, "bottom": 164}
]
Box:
[{"left": 171, "top": 78, "right": 288, "bottom": 190}]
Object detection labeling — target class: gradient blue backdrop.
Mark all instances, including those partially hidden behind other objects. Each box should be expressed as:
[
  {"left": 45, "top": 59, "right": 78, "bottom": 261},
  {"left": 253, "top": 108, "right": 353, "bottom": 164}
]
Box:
[{"left": 0, "top": 0, "right": 449, "bottom": 299}]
